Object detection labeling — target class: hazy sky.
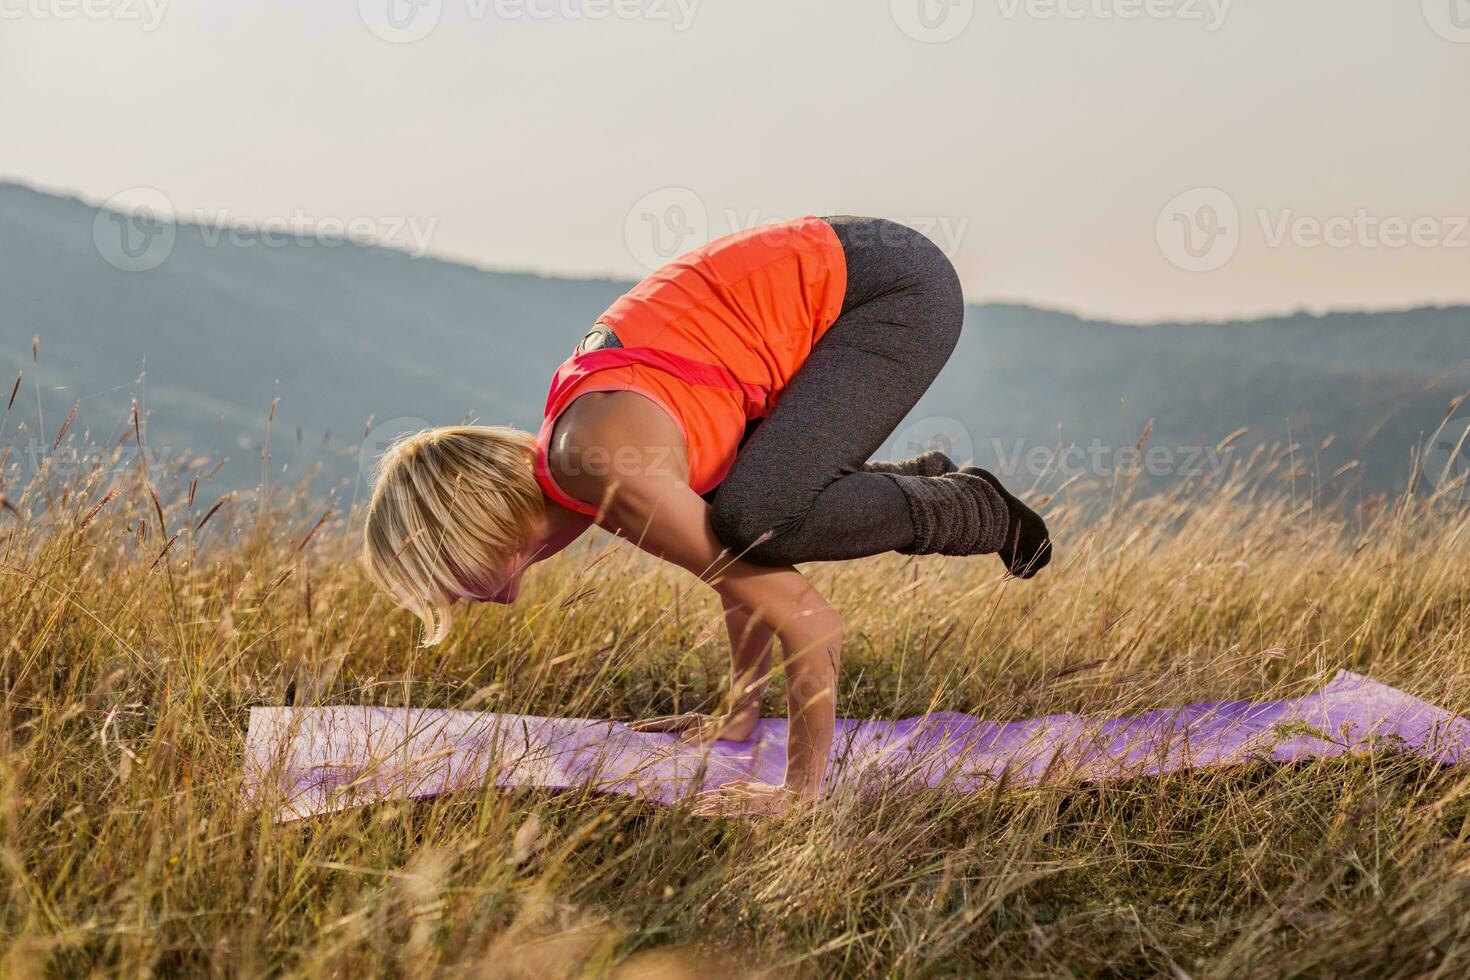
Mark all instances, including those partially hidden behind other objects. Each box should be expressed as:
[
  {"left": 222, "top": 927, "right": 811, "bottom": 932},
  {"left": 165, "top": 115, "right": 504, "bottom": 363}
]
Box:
[{"left": 4, "top": 0, "right": 1467, "bottom": 321}]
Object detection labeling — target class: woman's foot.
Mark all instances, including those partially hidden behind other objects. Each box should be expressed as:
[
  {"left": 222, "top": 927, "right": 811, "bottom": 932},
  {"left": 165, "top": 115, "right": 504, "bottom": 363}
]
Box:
[
  {"left": 960, "top": 467, "right": 1052, "bottom": 578},
  {"left": 891, "top": 468, "right": 1007, "bottom": 557},
  {"left": 876, "top": 457, "right": 1053, "bottom": 576}
]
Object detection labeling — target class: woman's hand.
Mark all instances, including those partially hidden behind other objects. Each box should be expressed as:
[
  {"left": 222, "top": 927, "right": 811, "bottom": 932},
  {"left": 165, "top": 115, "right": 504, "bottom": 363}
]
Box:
[
  {"left": 627, "top": 708, "right": 758, "bottom": 744},
  {"left": 687, "top": 780, "right": 807, "bottom": 817}
]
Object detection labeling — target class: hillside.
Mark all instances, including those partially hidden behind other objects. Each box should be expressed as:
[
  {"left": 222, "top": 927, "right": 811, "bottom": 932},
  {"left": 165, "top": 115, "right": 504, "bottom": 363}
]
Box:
[{"left": 2, "top": 181, "right": 1467, "bottom": 500}]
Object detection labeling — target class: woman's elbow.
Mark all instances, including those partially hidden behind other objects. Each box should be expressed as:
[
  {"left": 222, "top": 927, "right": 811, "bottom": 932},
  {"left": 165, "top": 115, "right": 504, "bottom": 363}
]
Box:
[{"left": 782, "top": 601, "right": 843, "bottom": 660}]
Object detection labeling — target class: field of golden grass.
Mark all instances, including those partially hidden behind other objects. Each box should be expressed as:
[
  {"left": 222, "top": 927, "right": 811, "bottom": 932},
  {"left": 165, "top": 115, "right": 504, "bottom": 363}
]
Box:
[{"left": 2, "top": 419, "right": 1469, "bottom": 977}]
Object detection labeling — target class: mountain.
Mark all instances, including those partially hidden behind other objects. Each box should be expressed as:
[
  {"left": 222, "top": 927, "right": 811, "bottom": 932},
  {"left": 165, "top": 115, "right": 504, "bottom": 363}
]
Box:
[{"left": 2, "top": 181, "right": 1467, "bottom": 504}]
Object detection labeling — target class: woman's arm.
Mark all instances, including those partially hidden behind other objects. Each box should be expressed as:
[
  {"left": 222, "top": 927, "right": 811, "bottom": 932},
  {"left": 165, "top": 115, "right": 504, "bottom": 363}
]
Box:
[
  {"left": 610, "top": 475, "right": 840, "bottom": 808},
  {"left": 722, "top": 597, "right": 776, "bottom": 732},
  {"left": 548, "top": 394, "right": 839, "bottom": 812},
  {"left": 629, "top": 595, "right": 773, "bottom": 742}
]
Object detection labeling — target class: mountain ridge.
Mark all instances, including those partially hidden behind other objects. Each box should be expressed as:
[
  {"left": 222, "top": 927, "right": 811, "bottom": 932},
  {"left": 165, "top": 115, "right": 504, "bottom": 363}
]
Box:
[{"left": 2, "top": 181, "right": 1466, "bottom": 500}]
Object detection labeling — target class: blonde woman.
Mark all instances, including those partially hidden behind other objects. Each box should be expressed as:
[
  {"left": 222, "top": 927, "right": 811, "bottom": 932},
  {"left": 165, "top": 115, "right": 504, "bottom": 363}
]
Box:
[{"left": 364, "top": 216, "right": 1051, "bottom": 815}]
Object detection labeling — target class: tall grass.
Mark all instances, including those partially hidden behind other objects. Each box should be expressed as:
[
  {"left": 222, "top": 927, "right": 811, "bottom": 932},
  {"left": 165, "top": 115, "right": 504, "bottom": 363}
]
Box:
[{"left": 2, "top": 408, "right": 1469, "bottom": 977}]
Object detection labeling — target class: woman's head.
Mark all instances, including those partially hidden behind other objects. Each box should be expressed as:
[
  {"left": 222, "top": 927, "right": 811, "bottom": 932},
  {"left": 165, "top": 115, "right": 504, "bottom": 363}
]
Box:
[{"left": 363, "top": 425, "right": 543, "bottom": 645}]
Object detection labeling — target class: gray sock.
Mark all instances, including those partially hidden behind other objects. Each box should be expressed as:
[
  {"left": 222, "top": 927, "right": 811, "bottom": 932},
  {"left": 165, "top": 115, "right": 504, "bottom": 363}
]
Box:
[{"left": 885, "top": 471, "right": 1010, "bottom": 556}]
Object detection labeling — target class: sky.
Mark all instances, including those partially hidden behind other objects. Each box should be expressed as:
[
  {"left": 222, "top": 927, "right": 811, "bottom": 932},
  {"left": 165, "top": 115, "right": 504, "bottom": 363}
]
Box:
[{"left": 3, "top": 0, "right": 1468, "bottom": 322}]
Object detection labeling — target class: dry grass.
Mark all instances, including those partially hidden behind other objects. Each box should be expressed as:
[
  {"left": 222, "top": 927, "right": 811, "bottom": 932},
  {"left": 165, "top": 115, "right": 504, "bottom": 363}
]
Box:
[{"left": 2, "top": 421, "right": 1470, "bottom": 978}]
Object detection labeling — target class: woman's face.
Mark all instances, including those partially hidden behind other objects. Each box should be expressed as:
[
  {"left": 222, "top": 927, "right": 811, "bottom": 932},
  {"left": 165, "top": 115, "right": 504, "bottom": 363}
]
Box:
[
  {"left": 484, "top": 563, "right": 525, "bottom": 604},
  {"left": 456, "top": 551, "right": 528, "bottom": 605},
  {"left": 454, "top": 513, "right": 582, "bottom": 606}
]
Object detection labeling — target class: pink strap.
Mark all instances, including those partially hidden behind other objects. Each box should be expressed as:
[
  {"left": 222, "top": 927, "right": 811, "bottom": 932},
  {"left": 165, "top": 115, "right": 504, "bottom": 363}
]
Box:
[{"left": 544, "top": 347, "right": 771, "bottom": 417}]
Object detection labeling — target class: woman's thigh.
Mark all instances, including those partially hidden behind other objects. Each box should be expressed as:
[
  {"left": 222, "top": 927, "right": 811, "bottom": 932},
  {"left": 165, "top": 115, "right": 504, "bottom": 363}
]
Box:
[{"left": 709, "top": 217, "right": 963, "bottom": 558}]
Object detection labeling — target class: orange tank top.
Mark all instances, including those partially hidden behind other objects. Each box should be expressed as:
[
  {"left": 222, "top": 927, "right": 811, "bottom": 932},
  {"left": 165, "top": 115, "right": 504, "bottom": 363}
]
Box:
[{"left": 535, "top": 216, "right": 847, "bottom": 516}]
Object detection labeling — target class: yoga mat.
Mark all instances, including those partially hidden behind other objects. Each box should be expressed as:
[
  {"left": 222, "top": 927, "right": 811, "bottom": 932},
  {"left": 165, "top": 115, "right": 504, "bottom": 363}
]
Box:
[{"left": 242, "top": 671, "right": 1470, "bottom": 821}]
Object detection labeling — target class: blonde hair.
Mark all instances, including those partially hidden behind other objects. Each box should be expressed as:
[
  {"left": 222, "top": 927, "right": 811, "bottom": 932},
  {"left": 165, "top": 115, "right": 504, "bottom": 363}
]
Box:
[{"left": 363, "top": 425, "right": 543, "bottom": 645}]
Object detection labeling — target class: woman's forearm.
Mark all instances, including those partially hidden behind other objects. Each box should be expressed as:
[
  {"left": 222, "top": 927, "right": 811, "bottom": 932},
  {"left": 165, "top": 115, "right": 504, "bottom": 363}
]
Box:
[
  {"left": 589, "top": 470, "right": 840, "bottom": 799},
  {"left": 773, "top": 599, "right": 841, "bottom": 798},
  {"left": 716, "top": 575, "right": 840, "bottom": 796},
  {"left": 722, "top": 599, "right": 774, "bottom": 727}
]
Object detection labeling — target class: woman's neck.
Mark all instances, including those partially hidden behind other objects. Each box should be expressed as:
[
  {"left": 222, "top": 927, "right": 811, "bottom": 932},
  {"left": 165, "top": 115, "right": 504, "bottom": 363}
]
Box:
[{"left": 528, "top": 494, "right": 595, "bottom": 562}]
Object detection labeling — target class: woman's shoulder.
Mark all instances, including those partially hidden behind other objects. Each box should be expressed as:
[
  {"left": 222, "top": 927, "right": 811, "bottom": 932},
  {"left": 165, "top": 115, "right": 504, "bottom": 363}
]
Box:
[{"left": 546, "top": 390, "right": 688, "bottom": 503}]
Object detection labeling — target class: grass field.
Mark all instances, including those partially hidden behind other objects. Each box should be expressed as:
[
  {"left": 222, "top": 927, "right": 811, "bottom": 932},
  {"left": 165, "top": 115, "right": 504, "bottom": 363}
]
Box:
[{"left": 3, "top": 421, "right": 1470, "bottom": 978}]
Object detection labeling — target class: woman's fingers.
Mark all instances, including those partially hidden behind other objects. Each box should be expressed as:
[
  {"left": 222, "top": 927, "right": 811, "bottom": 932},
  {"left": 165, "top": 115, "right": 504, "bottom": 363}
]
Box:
[
  {"left": 677, "top": 719, "right": 727, "bottom": 744},
  {"left": 627, "top": 713, "right": 701, "bottom": 733},
  {"left": 687, "top": 781, "right": 788, "bottom": 816},
  {"left": 687, "top": 782, "right": 748, "bottom": 811},
  {"left": 688, "top": 791, "right": 748, "bottom": 816},
  {"left": 697, "top": 780, "right": 752, "bottom": 794},
  {"left": 631, "top": 713, "right": 758, "bottom": 743}
]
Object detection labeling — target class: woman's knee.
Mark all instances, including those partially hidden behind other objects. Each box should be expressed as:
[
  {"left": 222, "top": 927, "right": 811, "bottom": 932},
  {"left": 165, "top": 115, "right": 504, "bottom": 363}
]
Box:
[
  {"left": 710, "top": 496, "right": 798, "bottom": 566},
  {"left": 879, "top": 223, "right": 965, "bottom": 353},
  {"left": 710, "top": 493, "right": 759, "bottom": 551}
]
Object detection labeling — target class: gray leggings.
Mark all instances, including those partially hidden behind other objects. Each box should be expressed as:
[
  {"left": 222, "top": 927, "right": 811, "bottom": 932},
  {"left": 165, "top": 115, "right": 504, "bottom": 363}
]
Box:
[{"left": 706, "top": 216, "right": 966, "bottom": 565}]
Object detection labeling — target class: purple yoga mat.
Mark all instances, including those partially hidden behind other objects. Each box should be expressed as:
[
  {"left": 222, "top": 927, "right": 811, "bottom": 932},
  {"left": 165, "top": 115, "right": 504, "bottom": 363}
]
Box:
[{"left": 242, "top": 671, "right": 1470, "bottom": 821}]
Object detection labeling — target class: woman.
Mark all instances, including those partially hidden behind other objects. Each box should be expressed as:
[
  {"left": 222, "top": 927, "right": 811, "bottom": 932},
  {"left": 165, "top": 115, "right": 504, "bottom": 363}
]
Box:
[{"left": 363, "top": 216, "right": 1052, "bottom": 815}]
